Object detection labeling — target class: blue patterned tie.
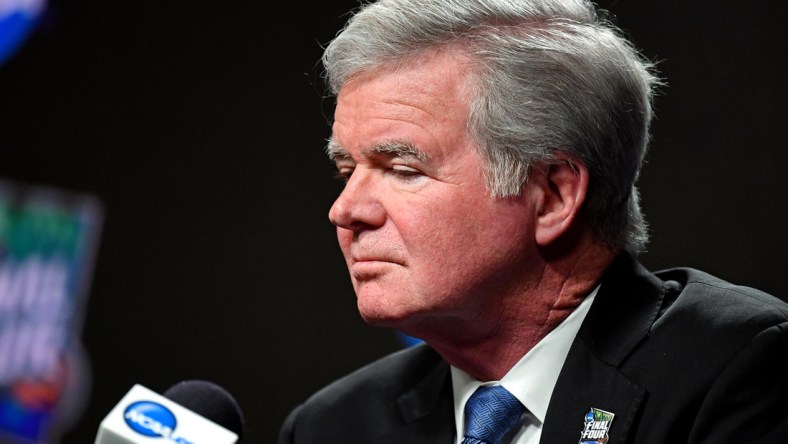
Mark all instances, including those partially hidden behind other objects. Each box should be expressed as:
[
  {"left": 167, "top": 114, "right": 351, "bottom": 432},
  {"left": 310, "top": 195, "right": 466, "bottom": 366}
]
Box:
[{"left": 462, "top": 385, "right": 525, "bottom": 444}]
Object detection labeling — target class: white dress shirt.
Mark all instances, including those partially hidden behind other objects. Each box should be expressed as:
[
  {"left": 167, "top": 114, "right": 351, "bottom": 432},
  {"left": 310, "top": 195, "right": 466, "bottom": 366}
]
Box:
[{"left": 451, "top": 288, "right": 597, "bottom": 444}]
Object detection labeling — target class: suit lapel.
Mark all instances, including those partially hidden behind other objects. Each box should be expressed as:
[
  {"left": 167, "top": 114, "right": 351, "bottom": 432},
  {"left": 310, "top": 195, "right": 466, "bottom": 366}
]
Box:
[
  {"left": 542, "top": 254, "right": 668, "bottom": 444},
  {"left": 378, "top": 351, "right": 455, "bottom": 443},
  {"left": 541, "top": 339, "right": 647, "bottom": 444}
]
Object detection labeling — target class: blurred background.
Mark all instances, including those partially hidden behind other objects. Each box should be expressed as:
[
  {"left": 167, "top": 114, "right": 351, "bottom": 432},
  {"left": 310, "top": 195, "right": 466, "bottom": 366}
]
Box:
[{"left": 0, "top": 0, "right": 784, "bottom": 442}]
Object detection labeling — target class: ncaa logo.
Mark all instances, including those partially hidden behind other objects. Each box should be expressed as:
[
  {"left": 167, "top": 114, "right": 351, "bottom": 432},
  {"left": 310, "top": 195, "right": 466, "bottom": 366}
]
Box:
[
  {"left": 585, "top": 411, "right": 595, "bottom": 423},
  {"left": 124, "top": 401, "right": 177, "bottom": 438}
]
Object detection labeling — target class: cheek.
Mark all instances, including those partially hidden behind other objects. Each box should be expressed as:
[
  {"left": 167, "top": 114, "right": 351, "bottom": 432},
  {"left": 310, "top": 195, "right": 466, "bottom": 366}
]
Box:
[
  {"left": 401, "top": 196, "right": 531, "bottom": 274},
  {"left": 395, "top": 198, "right": 476, "bottom": 271}
]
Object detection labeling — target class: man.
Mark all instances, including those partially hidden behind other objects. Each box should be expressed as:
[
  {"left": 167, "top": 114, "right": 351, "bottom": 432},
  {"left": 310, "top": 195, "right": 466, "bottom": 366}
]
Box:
[{"left": 279, "top": 0, "right": 788, "bottom": 443}]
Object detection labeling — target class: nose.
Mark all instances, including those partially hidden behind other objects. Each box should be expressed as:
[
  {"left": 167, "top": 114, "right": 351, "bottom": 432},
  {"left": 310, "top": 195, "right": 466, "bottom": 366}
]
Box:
[{"left": 328, "top": 169, "right": 386, "bottom": 231}]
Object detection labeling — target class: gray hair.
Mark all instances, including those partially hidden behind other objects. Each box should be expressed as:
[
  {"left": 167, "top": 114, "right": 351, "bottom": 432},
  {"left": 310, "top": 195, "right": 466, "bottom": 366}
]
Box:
[{"left": 323, "top": 0, "right": 661, "bottom": 253}]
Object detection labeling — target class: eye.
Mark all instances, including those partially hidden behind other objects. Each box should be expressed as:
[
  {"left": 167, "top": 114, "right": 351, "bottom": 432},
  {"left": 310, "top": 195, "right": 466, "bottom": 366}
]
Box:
[
  {"left": 389, "top": 164, "right": 423, "bottom": 181},
  {"left": 334, "top": 166, "right": 354, "bottom": 183}
]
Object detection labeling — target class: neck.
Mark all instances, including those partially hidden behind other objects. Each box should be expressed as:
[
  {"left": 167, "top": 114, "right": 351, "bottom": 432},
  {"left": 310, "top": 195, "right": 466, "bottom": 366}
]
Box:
[{"left": 410, "top": 239, "right": 616, "bottom": 381}]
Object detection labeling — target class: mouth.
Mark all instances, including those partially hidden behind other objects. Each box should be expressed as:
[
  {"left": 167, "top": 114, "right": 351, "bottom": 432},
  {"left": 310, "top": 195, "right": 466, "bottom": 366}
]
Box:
[
  {"left": 349, "top": 260, "right": 396, "bottom": 282},
  {"left": 351, "top": 257, "right": 403, "bottom": 265},
  {"left": 349, "top": 257, "right": 403, "bottom": 280}
]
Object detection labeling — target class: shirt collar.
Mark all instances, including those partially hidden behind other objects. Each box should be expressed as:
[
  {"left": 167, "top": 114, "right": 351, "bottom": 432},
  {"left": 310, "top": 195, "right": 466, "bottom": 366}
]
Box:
[{"left": 451, "top": 287, "right": 598, "bottom": 434}]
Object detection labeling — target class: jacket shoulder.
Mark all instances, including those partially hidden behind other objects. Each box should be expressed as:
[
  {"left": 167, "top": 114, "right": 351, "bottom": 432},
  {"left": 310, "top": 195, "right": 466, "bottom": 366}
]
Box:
[
  {"left": 655, "top": 266, "right": 788, "bottom": 326},
  {"left": 303, "top": 343, "right": 444, "bottom": 408},
  {"left": 278, "top": 344, "right": 449, "bottom": 443}
]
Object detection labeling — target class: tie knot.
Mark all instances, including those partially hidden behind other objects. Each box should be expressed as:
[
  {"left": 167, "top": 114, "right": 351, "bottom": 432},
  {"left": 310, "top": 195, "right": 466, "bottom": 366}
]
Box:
[{"left": 462, "top": 385, "right": 525, "bottom": 444}]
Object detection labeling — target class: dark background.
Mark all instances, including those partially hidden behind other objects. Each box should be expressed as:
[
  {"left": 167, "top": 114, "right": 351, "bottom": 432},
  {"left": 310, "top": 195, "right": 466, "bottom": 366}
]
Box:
[{"left": 0, "top": 1, "right": 785, "bottom": 442}]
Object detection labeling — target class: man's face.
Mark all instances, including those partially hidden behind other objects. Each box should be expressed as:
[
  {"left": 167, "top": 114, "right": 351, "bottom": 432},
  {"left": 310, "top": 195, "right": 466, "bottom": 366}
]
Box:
[{"left": 329, "top": 50, "right": 539, "bottom": 334}]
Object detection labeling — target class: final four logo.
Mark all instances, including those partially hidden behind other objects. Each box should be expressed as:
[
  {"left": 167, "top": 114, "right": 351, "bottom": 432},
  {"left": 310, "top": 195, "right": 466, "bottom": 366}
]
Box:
[{"left": 579, "top": 407, "right": 615, "bottom": 444}]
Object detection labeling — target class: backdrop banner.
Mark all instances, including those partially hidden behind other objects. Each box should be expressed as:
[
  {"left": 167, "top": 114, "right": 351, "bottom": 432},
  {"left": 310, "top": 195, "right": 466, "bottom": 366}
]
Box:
[
  {"left": 0, "top": 0, "right": 47, "bottom": 66},
  {"left": 0, "top": 180, "right": 102, "bottom": 443}
]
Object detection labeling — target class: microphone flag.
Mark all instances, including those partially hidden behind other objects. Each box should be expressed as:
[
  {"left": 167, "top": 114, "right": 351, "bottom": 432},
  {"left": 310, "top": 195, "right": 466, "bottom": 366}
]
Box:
[{"left": 95, "top": 384, "right": 239, "bottom": 444}]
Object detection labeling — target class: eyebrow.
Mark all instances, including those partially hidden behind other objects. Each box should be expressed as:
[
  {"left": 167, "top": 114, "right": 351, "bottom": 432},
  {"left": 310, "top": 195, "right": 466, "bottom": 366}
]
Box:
[
  {"left": 326, "top": 139, "right": 349, "bottom": 161},
  {"left": 325, "top": 138, "right": 429, "bottom": 162}
]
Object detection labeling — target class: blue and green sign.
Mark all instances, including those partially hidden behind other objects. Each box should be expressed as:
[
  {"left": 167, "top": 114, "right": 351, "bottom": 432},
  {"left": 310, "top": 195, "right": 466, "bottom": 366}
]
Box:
[{"left": 0, "top": 180, "right": 101, "bottom": 442}]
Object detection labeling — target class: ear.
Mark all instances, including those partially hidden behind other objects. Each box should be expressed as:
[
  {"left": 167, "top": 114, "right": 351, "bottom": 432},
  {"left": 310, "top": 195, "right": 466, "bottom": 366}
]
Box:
[{"left": 530, "top": 153, "right": 589, "bottom": 247}]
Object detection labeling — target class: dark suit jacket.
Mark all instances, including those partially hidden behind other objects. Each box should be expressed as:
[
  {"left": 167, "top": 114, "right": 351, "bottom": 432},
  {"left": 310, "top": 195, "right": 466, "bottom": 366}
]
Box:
[{"left": 279, "top": 255, "right": 788, "bottom": 443}]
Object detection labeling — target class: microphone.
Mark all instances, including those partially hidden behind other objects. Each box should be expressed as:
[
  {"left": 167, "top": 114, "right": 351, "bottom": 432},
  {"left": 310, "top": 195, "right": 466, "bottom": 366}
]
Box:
[
  {"left": 94, "top": 381, "right": 243, "bottom": 444},
  {"left": 163, "top": 380, "right": 244, "bottom": 439}
]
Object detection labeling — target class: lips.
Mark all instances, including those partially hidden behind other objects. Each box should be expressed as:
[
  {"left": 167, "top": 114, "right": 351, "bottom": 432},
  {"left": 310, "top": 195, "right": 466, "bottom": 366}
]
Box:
[
  {"left": 349, "top": 259, "right": 399, "bottom": 282},
  {"left": 351, "top": 256, "right": 403, "bottom": 265},
  {"left": 349, "top": 249, "right": 407, "bottom": 269}
]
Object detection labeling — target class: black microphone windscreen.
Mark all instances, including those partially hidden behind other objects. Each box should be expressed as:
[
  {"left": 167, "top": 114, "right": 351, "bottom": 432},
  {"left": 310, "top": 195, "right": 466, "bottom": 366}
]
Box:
[{"left": 163, "top": 380, "right": 244, "bottom": 439}]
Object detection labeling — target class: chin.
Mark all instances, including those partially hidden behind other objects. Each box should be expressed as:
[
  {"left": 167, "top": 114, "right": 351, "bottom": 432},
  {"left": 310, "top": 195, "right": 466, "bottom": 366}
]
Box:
[
  {"left": 356, "top": 296, "right": 419, "bottom": 328},
  {"left": 357, "top": 306, "right": 410, "bottom": 328}
]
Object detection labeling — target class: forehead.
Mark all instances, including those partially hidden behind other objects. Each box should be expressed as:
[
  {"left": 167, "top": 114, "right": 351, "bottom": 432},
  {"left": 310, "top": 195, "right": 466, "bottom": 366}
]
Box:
[{"left": 331, "top": 49, "right": 475, "bottom": 157}]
